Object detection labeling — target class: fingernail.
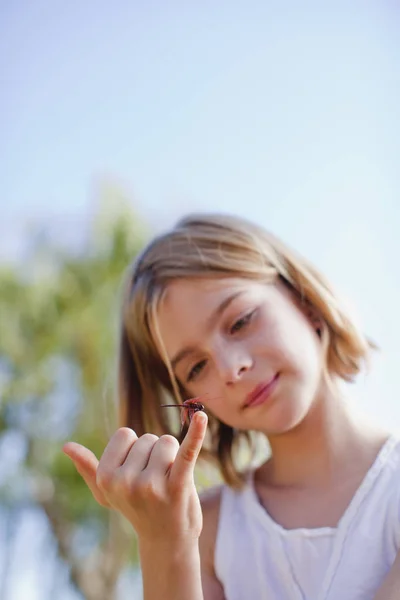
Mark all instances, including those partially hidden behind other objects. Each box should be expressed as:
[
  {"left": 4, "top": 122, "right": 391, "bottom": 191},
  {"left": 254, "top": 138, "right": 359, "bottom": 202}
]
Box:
[{"left": 194, "top": 411, "right": 207, "bottom": 425}]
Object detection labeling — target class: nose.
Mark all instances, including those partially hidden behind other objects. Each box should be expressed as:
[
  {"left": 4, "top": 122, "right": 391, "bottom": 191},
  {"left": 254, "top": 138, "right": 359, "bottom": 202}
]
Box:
[{"left": 215, "top": 347, "right": 253, "bottom": 385}]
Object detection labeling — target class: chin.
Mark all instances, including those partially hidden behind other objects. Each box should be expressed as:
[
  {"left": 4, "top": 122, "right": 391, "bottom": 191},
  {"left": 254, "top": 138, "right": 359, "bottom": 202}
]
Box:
[{"left": 255, "top": 394, "right": 314, "bottom": 437}]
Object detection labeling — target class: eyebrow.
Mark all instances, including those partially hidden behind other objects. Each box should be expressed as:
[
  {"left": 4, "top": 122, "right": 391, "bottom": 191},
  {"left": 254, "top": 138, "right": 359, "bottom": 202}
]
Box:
[{"left": 170, "top": 291, "right": 245, "bottom": 371}]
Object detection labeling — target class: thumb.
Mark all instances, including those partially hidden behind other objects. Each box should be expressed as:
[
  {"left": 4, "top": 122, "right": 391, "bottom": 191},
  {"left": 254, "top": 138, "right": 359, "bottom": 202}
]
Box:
[{"left": 170, "top": 410, "right": 208, "bottom": 484}]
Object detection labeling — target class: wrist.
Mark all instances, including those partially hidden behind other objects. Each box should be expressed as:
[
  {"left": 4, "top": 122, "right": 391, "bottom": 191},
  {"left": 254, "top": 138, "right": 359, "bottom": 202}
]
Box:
[
  {"left": 139, "top": 537, "right": 203, "bottom": 600},
  {"left": 139, "top": 536, "right": 199, "bottom": 562}
]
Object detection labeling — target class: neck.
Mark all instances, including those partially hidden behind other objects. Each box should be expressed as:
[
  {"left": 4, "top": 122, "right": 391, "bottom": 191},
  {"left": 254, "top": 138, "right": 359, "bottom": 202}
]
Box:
[{"left": 260, "top": 378, "right": 388, "bottom": 489}]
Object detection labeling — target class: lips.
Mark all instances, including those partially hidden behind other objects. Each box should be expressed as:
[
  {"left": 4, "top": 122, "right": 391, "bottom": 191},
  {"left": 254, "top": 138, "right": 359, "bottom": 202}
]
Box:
[{"left": 244, "top": 373, "right": 280, "bottom": 408}]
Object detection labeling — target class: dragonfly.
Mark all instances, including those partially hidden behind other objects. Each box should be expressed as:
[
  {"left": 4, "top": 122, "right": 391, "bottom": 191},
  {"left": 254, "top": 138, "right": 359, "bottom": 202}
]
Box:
[{"left": 161, "top": 397, "right": 206, "bottom": 430}]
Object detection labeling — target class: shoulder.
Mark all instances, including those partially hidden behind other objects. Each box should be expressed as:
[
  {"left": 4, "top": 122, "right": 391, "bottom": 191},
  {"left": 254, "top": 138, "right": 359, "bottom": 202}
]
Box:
[
  {"left": 376, "top": 433, "right": 400, "bottom": 544},
  {"left": 383, "top": 432, "right": 400, "bottom": 475}
]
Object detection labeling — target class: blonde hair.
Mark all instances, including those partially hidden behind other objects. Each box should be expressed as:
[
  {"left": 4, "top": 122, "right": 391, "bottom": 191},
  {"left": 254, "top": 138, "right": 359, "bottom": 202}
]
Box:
[{"left": 118, "top": 212, "right": 376, "bottom": 488}]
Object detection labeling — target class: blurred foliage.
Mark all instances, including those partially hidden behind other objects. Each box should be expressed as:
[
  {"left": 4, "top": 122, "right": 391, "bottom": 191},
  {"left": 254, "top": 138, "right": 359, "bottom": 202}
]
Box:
[{"left": 0, "top": 186, "right": 152, "bottom": 599}]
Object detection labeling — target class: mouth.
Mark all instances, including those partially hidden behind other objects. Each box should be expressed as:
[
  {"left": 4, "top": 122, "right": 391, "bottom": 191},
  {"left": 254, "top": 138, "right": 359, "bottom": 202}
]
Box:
[{"left": 244, "top": 373, "right": 280, "bottom": 408}]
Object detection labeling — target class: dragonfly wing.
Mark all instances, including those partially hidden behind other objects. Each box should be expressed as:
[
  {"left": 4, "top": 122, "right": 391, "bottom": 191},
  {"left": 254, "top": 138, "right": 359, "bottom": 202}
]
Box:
[{"left": 180, "top": 407, "right": 188, "bottom": 428}]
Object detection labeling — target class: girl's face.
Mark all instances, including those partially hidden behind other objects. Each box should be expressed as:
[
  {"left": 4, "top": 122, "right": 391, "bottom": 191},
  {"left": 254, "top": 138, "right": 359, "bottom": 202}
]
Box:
[{"left": 155, "top": 277, "right": 324, "bottom": 435}]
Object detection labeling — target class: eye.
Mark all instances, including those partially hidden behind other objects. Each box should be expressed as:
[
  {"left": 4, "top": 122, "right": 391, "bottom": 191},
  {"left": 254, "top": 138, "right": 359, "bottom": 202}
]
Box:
[
  {"left": 187, "top": 359, "right": 207, "bottom": 382},
  {"left": 230, "top": 310, "right": 255, "bottom": 334}
]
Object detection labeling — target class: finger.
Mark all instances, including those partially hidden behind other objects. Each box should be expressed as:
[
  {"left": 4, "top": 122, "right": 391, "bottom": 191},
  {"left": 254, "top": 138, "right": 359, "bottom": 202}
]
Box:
[
  {"left": 96, "top": 428, "right": 138, "bottom": 493},
  {"left": 169, "top": 410, "right": 207, "bottom": 484},
  {"left": 145, "top": 435, "right": 180, "bottom": 475},
  {"left": 63, "top": 441, "right": 99, "bottom": 474},
  {"left": 99, "top": 428, "right": 138, "bottom": 469},
  {"left": 62, "top": 442, "right": 110, "bottom": 507},
  {"left": 119, "top": 433, "right": 159, "bottom": 477}
]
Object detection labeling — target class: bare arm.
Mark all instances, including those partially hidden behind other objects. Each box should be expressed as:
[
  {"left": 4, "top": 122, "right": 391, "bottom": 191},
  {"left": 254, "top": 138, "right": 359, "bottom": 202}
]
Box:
[
  {"left": 137, "top": 481, "right": 226, "bottom": 600},
  {"left": 140, "top": 539, "right": 204, "bottom": 600},
  {"left": 373, "top": 551, "right": 400, "bottom": 600},
  {"left": 138, "top": 483, "right": 226, "bottom": 600}
]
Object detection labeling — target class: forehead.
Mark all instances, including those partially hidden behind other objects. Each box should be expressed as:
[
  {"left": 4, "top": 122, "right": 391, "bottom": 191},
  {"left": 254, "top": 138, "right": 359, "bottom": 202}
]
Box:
[
  {"left": 155, "top": 277, "right": 251, "bottom": 355},
  {"left": 159, "top": 277, "right": 249, "bottom": 320}
]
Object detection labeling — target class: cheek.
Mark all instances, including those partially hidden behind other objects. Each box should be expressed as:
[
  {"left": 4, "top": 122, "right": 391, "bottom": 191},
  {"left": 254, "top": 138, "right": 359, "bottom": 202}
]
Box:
[
  {"left": 198, "top": 393, "right": 233, "bottom": 423},
  {"left": 261, "top": 312, "right": 321, "bottom": 373},
  {"left": 203, "top": 401, "right": 243, "bottom": 430}
]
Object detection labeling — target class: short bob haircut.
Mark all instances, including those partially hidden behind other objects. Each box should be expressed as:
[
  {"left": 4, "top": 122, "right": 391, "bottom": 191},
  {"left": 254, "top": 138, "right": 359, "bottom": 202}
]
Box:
[{"left": 118, "top": 213, "right": 375, "bottom": 488}]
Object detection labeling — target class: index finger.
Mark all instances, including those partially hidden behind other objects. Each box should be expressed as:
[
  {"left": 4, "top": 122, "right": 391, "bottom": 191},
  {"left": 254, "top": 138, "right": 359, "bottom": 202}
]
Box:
[{"left": 169, "top": 410, "right": 208, "bottom": 484}]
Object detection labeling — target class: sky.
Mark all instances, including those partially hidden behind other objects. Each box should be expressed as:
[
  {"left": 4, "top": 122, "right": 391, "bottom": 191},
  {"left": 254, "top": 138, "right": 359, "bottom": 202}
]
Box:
[{"left": 1, "top": 1, "right": 400, "bottom": 598}]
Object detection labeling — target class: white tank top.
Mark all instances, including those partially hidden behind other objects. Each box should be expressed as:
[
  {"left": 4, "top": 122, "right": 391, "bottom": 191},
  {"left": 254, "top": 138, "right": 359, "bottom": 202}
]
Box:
[{"left": 214, "top": 435, "right": 400, "bottom": 600}]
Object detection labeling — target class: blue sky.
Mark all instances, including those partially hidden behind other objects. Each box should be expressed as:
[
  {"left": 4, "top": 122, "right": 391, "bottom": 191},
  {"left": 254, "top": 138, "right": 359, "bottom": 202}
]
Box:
[{"left": 1, "top": 1, "right": 399, "bottom": 598}]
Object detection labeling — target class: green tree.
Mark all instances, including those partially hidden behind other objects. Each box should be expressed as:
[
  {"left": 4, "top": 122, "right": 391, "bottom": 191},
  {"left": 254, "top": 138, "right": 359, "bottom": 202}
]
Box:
[{"left": 0, "top": 189, "right": 149, "bottom": 599}]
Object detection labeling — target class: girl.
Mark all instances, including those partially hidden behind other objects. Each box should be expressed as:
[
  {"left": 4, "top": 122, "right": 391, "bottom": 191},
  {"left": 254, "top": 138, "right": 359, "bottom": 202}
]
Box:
[{"left": 63, "top": 213, "right": 400, "bottom": 600}]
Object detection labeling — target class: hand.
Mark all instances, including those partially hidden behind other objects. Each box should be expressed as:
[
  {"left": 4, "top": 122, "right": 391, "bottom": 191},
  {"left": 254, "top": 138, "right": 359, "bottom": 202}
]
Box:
[{"left": 62, "top": 411, "right": 208, "bottom": 544}]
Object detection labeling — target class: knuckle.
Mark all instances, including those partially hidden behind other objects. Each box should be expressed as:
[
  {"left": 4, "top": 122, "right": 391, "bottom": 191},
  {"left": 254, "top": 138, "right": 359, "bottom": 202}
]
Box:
[
  {"left": 139, "top": 433, "right": 159, "bottom": 446},
  {"left": 116, "top": 427, "right": 136, "bottom": 442},
  {"left": 168, "top": 473, "right": 184, "bottom": 493},
  {"left": 182, "top": 446, "right": 197, "bottom": 463},
  {"left": 114, "top": 472, "right": 134, "bottom": 495},
  {"left": 133, "top": 476, "right": 160, "bottom": 500},
  {"left": 159, "top": 434, "right": 179, "bottom": 449},
  {"left": 96, "top": 468, "right": 114, "bottom": 491}
]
